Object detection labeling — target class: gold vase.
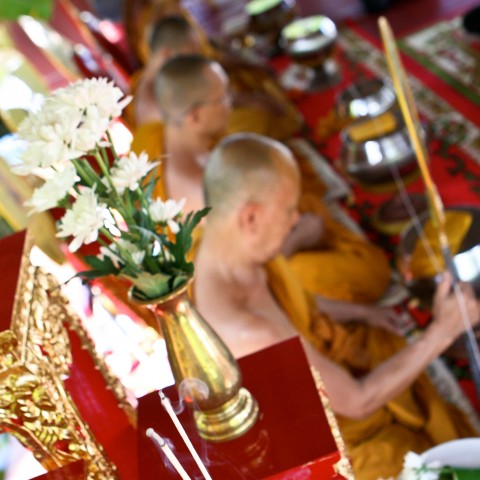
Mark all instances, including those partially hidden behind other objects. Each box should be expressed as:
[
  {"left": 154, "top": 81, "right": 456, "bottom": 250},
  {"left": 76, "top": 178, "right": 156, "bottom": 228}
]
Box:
[{"left": 130, "top": 279, "right": 259, "bottom": 442}]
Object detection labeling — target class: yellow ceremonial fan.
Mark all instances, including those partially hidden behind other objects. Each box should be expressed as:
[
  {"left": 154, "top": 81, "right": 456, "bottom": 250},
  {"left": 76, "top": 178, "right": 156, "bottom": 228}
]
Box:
[
  {"left": 378, "top": 16, "right": 480, "bottom": 399},
  {"left": 378, "top": 17, "right": 448, "bottom": 248}
]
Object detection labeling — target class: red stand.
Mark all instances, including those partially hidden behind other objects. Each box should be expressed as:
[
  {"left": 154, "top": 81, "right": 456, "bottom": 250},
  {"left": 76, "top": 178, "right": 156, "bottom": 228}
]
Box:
[{"left": 137, "top": 338, "right": 345, "bottom": 479}]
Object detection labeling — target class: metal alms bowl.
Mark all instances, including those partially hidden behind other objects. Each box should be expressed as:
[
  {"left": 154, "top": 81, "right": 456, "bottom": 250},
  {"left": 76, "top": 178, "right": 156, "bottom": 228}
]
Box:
[
  {"left": 246, "top": 0, "right": 297, "bottom": 36},
  {"left": 336, "top": 77, "right": 396, "bottom": 119},
  {"left": 280, "top": 15, "right": 338, "bottom": 66},
  {"left": 397, "top": 206, "right": 480, "bottom": 305},
  {"left": 339, "top": 117, "right": 420, "bottom": 186}
]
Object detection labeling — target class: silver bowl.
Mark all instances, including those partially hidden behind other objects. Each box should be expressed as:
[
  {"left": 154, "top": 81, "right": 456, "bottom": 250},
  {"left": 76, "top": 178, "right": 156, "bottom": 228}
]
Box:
[
  {"left": 246, "top": 0, "right": 297, "bottom": 36},
  {"left": 336, "top": 77, "right": 396, "bottom": 119},
  {"left": 339, "top": 116, "right": 420, "bottom": 186},
  {"left": 280, "top": 15, "right": 337, "bottom": 66},
  {"left": 397, "top": 206, "right": 480, "bottom": 305}
]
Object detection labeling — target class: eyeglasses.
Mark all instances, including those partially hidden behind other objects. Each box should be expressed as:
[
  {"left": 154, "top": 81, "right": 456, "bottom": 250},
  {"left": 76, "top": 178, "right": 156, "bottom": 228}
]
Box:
[
  {"left": 172, "top": 92, "right": 232, "bottom": 125},
  {"left": 190, "top": 92, "right": 232, "bottom": 111}
]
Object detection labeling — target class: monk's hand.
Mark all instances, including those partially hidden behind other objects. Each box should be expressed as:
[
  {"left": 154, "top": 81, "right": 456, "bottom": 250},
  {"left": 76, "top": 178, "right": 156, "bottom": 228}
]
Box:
[
  {"left": 281, "top": 213, "right": 325, "bottom": 257},
  {"left": 363, "top": 305, "right": 415, "bottom": 335},
  {"left": 431, "top": 273, "right": 480, "bottom": 341}
]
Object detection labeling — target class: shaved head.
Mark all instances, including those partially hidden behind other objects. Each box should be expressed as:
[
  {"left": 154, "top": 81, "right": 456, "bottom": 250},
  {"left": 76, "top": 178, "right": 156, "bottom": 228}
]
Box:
[
  {"left": 205, "top": 133, "right": 300, "bottom": 218},
  {"left": 154, "top": 54, "right": 225, "bottom": 125},
  {"left": 149, "top": 14, "right": 195, "bottom": 52}
]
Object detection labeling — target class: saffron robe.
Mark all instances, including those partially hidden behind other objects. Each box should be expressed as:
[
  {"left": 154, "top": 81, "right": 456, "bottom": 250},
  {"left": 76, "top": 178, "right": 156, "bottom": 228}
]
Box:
[
  {"left": 132, "top": 122, "right": 391, "bottom": 303},
  {"left": 266, "top": 255, "right": 477, "bottom": 480},
  {"left": 126, "top": 1, "right": 302, "bottom": 140}
]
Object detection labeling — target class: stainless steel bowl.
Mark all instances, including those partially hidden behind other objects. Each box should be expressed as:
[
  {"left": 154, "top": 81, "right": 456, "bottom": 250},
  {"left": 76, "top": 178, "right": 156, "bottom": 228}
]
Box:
[
  {"left": 280, "top": 15, "right": 337, "bottom": 66},
  {"left": 246, "top": 0, "right": 297, "bottom": 36},
  {"left": 397, "top": 206, "right": 480, "bottom": 305},
  {"left": 340, "top": 116, "right": 420, "bottom": 186},
  {"left": 336, "top": 77, "right": 396, "bottom": 119}
]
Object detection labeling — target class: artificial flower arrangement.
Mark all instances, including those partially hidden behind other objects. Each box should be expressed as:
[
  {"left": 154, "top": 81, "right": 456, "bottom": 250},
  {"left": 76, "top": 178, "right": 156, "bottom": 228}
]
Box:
[
  {"left": 11, "top": 77, "right": 208, "bottom": 301},
  {"left": 399, "top": 451, "right": 480, "bottom": 480}
]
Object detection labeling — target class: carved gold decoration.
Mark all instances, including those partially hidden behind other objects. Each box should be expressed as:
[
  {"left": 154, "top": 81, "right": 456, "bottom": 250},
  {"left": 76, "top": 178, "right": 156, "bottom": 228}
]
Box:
[
  {"left": 311, "top": 366, "right": 355, "bottom": 480},
  {"left": 48, "top": 281, "right": 137, "bottom": 426},
  {"left": 0, "top": 232, "right": 125, "bottom": 479}
]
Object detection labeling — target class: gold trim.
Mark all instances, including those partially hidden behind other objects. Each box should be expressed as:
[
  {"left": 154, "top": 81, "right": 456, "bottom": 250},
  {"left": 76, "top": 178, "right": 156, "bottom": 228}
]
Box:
[
  {"left": 0, "top": 231, "right": 133, "bottom": 478},
  {"left": 311, "top": 366, "right": 355, "bottom": 480}
]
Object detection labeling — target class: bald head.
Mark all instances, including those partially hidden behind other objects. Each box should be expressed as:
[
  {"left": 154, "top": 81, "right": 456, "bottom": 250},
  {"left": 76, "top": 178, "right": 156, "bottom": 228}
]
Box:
[
  {"left": 154, "top": 54, "right": 225, "bottom": 124},
  {"left": 149, "top": 15, "right": 194, "bottom": 52},
  {"left": 205, "top": 133, "right": 300, "bottom": 218}
]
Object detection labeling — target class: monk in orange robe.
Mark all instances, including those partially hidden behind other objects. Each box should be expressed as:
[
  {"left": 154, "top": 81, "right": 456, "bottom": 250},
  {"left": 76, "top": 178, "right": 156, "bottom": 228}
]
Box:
[
  {"left": 127, "top": 9, "right": 303, "bottom": 140},
  {"left": 193, "top": 133, "right": 480, "bottom": 480},
  {"left": 133, "top": 53, "right": 392, "bottom": 307}
]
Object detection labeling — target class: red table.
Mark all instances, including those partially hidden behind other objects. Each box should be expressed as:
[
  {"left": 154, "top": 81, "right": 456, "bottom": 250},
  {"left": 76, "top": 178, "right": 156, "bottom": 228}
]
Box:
[{"left": 137, "top": 337, "right": 347, "bottom": 479}]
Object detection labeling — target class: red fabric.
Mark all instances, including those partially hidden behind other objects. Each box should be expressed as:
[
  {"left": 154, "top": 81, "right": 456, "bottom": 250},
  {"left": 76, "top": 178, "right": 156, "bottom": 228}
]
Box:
[{"left": 65, "top": 328, "right": 137, "bottom": 479}]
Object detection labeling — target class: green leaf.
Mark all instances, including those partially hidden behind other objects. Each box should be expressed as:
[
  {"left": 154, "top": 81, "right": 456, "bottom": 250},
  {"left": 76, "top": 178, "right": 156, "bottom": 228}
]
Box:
[
  {"left": 0, "top": 0, "right": 53, "bottom": 20},
  {"left": 166, "top": 207, "right": 210, "bottom": 268},
  {"left": 123, "top": 271, "right": 173, "bottom": 300},
  {"left": 83, "top": 254, "right": 119, "bottom": 274},
  {"left": 70, "top": 255, "right": 120, "bottom": 283},
  {"left": 143, "top": 164, "right": 162, "bottom": 199},
  {"left": 451, "top": 467, "right": 480, "bottom": 480}
]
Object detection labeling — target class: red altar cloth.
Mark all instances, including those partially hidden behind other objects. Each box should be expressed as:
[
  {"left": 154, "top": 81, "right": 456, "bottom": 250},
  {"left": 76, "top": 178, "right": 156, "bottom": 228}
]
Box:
[{"left": 137, "top": 337, "right": 346, "bottom": 479}]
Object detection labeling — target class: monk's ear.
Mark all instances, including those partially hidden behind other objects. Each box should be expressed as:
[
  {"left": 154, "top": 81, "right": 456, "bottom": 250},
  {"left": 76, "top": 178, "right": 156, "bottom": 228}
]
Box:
[{"left": 238, "top": 202, "right": 262, "bottom": 233}]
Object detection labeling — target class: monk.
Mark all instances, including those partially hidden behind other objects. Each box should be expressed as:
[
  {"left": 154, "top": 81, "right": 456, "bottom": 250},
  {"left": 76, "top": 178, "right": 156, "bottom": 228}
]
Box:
[
  {"left": 193, "top": 132, "right": 480, "bottom": 480},
  {"left": 128, "top": 15, "right": 203, "bottom": 129},
  {"left": 128, "top": 12, "right": 303, "bottom": 139},
  {"left": 132, "top": 55, "right": 231, "bottom": 214},
  {"left": 132, "top": 54, "right": 392, "bottom": 306}
]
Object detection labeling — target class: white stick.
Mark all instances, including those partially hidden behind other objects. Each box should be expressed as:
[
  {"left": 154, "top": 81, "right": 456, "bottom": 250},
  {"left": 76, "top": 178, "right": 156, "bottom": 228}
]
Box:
[
  {"left": 159, "top": 390, "right": 213, "bottom": 480},
  {"left": 146, "top": 428, "right": 192, "bottom": 480}
]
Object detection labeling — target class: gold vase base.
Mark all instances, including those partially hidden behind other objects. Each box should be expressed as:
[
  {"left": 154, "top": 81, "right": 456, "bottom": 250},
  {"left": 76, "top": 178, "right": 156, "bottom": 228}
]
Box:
[{"left": 194, "top": 387, "right": 260, "bottom": 443}]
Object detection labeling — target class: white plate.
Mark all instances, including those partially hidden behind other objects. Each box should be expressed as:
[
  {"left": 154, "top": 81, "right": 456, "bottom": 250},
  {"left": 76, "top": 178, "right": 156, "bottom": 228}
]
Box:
[{"left": 421, "top": 438, "right": 480, "bottom": 468}]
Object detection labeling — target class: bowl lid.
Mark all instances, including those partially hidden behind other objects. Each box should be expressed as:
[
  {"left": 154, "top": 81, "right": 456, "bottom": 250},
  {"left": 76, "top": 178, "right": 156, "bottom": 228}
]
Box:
[
  {"left": 282, "top": 15, "right": 337, "bottom": 40},
  {"left": 246, "top": 0, "right": 285, "bottom": 16}
]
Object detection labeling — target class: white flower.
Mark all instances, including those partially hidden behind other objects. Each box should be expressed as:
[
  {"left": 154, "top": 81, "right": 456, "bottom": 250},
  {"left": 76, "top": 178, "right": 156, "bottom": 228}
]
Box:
[
  {"left": 56, "top": 187, "right": 107, "bottom": 252},
  {"left": 399, "top": 452, "right": 441, "bottom": 480},
  {"left": 150, "top": 198, "right": 186, "bottom": 234},
  {"left": 99, "top": 239, "right": 145, "bottom": 267},
  {"left": 15, "top": 78, "right": 131, "bottom": 178},
  {"left": 25, "top": 164, "right": 78, "bottom": 214},
  {"left": 60, "top": 77, "right": 131, "bottom": 121},
  {"left": 108, "top": 151, "right": 158, "bottom": 195},
  {"left": 15, "top": 108, "right": 85, "bottom": 175}
]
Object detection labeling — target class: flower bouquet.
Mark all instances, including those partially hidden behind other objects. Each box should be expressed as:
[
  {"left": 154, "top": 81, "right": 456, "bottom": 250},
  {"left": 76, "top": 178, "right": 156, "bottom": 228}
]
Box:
[
  {"left": 399, "top": 451, "right": 480, "bottom": 480},
  {"left": 11, "top": 77, "right": 208, "bottom": 301}
]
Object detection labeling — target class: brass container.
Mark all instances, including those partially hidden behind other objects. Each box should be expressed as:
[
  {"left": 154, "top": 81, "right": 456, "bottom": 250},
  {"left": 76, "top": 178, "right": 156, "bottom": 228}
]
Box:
[{"left": 130, "top": 280, "right": 259, "bottom": 442}]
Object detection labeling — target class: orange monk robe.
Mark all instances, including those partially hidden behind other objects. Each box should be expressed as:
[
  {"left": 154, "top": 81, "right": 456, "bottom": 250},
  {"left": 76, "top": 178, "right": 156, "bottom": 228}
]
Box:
[
  {"left": 266, "top": 255, "right": 477, "bottom": 480},
  {"left": 128, "top": 67, "right": 302, "bottom": 141},
  {"left": 291, "top": 190, "right": 392, "bottom": 303},
  {"left": 132, "top": 122, "right": 390, "bottom": 304},
  {"left": 126, "top": 1, "right": 302, "bottom": 140}
]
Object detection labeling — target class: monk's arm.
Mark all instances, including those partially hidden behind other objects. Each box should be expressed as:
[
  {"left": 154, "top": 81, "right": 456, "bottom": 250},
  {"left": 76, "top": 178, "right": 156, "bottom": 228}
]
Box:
[
  {"left": 305, "top": 277, "right": 480, "bottom": 419},
  {"left": 281, "top": 213, "right": 325, "bottom": 257},
  {"left": 314, "top": 296, "right": 412, "bottom": 335}
]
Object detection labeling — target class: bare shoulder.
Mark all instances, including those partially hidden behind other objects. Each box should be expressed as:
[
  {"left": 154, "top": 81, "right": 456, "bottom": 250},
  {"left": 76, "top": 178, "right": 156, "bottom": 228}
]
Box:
[{"left": 194, "top": 268, "right": 245, "bottom": 327}]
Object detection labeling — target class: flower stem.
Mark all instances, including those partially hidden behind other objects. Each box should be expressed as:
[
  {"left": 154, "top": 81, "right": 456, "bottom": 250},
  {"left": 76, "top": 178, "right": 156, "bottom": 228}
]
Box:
[{"left": 72, "top": 159, "right": 97, "bottom": 187}]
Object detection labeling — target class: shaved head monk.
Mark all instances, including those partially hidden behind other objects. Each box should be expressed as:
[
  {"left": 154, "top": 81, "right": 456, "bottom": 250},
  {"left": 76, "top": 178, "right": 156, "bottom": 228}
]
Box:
[{"left": 194, "top": 132, "right": 480, "bottom": 480}]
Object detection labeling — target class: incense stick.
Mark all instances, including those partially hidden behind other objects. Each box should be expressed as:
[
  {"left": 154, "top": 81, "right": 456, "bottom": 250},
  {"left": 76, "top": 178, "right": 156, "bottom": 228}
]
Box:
[
  {"left": 159, "top": 390, "right": 213, "bottom": 480},
  {"left": 146, "top": 428, "right": 192, "bottom": 480}
]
